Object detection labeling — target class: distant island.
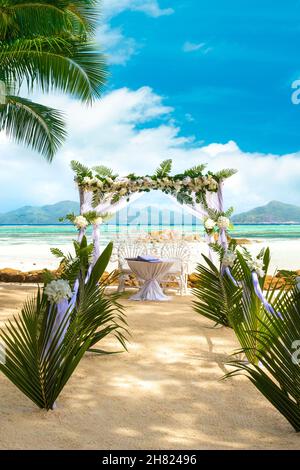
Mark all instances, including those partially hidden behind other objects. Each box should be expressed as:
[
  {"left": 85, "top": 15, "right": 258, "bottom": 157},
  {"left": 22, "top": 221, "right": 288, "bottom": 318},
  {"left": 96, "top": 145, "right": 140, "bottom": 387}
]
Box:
[
  {"left": 232, "top": 201, "right": 300, "bottom": 224},
  {"left": 0, "top": 201, "right": 79, "bottom": 224},
  {"left": 1, "top": 199, "right": 300, "bottom": 225}
]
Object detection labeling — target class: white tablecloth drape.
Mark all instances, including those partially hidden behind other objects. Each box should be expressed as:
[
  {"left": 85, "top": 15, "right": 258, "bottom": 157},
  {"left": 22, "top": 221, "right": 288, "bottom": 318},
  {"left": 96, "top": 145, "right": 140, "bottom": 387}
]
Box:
[{"left": 127, "top": 259, "right": 174, "bottom": 301}]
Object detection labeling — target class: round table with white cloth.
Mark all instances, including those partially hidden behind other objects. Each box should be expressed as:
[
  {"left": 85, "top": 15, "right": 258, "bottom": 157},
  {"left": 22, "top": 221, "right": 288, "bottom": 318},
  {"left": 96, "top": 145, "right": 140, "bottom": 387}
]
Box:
[{"left": 127, "top": 259, "right": 174, "bottom": 301}]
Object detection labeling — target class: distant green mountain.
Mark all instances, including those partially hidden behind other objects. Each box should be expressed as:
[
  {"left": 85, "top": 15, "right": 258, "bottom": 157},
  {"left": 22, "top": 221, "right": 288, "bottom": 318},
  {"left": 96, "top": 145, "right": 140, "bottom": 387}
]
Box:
[
  {"left": 233, "top": 201, "right": 300, "bottom": 224},
  {"left": 2, "top": 199, "right": 300, "bottom": 225},
  {"left": 0, "top": 201, "right": 79, "bottom": 224}
]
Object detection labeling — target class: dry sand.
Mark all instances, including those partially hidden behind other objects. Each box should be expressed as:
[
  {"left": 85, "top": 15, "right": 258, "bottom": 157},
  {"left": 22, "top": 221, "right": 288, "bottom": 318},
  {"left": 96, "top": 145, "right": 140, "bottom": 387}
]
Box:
[{"left": 0, "top": 283, "right": 299, "bottom": 450}]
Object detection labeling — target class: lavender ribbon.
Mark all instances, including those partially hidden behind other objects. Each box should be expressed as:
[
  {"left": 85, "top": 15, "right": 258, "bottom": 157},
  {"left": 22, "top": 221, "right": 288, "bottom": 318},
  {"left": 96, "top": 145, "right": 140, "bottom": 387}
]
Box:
[
  {"left": 51, "top": 298, "right": 70, "bottom": 348},
  {"left": 92, "top": 223, "right": 101, "bottom": 266},
  {"left": 224, "top": 266, "right": 241, "bottom": 287},
  {"left": 45, "top": 258, "right": 95, "bottom": 358},
  {"left": 251, "top": 271, "right": 282, "bottom": 318},
  {"left": 219, "top": 228, "right": 228, "bottom": 250},
  {"left": 44, "top": 297, "right": 70, "bottom": 359},
  {"left": 217, "top": 183, "right": 224, "bottom": 212},
  {"left": 224, "top": 268, "right": 281, "bottom": 318}
]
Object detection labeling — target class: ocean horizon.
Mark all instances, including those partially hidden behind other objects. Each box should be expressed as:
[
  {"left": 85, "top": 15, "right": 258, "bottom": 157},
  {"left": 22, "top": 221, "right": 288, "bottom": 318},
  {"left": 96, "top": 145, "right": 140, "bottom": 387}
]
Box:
[{"left": 1, "top": 224, "right": 300, "bottom": 247}]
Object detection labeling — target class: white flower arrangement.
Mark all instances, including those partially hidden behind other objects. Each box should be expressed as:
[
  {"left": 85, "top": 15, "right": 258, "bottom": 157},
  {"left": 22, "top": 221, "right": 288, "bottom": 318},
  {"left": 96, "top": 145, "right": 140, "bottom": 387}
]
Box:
[
  {"left": 203, "top": 211, "right": 233, "bottom": 237},
  {"left": 247, "top": 258, "right": 265, "bottom": 278},
  {"left": 217, "top": 216, "right": 230, "bottom": 230},
  {"left": 44, "top": 279, "right": 72, "bottom": 304},
  {"left": 222, "top": 250, "right": 237, "bottom": 268},
  {"left": 94, "top": 216, "right": 103, "bottom": 225},
  {"left": 204, "top": 218, "right": 216, "bottom": 231},
  {"left": 182, "top": 176, "right": 192, "bottom": 185},
  {"left": 83, "top": 176, "right": 92, "bottom": 185},
  {"left": 74, "top": 215, "right": 89, "bottom": 230}
]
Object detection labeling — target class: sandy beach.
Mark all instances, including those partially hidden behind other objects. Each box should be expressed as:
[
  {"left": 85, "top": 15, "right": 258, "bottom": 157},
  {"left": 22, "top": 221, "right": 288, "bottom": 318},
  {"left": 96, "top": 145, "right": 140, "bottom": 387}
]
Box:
[
  {"left": 0, "top": 284, "right": 299, "bottom": 450},
  {"left": 0, "top": 238, "right": 299, "bottom": 274}
]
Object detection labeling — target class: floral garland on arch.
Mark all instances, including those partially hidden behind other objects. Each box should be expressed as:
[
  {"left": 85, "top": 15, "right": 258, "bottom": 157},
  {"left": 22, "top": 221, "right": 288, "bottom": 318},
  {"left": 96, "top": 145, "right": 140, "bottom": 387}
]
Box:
[{"left": 70, "top": 159, "right": 236, "bottom": 207}]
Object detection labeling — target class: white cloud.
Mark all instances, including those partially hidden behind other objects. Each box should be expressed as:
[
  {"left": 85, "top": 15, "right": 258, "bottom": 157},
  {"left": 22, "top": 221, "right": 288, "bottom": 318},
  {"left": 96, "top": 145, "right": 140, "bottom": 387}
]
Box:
[
  {"left": 182, "top": 41, "right": 212, "bottom": 55},
  {"left": 182, "top": 41, "right": 206, "bottom": 53},
  {"left": 101, "top": 0, "right": 174, "bottom": 19},
  {"left": 98, "top": 1, "right": 173, "bottom": 65},
  {"left": 1, "top": 86, "right": 300, "bottom": 214},
  {"left": 97, "top": 24, "right": 138, "bottom": 65}
]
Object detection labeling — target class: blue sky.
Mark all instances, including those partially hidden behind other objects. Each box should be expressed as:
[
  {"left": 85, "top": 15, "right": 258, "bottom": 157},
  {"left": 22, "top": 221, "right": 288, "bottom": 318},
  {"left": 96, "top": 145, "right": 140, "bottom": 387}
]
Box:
[
  {"left": 1, "top": 0, "right": 300, "bottom": 213},
  {"left": 106, "top": 0, "right": 300, "bottom": 154}
]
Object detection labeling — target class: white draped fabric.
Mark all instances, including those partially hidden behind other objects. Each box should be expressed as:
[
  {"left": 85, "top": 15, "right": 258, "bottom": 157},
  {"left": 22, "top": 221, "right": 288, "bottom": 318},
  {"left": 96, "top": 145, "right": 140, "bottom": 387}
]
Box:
[
  {"left": 79, "top": 189, "right": 144, "bottom": 263},
  {"left": 127, "top": 259, "right": 174, "bottom": 301},
  {"left": 77, "top": 181, "right": 228, "bottom": 263},
  {"left": 165, "top": 182, "right": 227, "bottom": 258}
]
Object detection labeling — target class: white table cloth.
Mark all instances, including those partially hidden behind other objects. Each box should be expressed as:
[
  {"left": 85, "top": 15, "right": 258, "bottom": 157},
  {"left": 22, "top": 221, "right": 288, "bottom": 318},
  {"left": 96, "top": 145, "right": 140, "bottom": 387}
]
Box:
[{"left": 127, "top": 259, "right": 174, "bottom": 301}]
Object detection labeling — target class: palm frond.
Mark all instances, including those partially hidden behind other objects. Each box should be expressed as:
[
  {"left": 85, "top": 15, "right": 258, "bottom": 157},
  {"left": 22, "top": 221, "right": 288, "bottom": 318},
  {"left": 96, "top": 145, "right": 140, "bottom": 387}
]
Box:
[
  {"left": 0, "top": 0, "right": 99, "bottom": 39},
  {"left": 93, "top": 165, "right": 115, "bottom": 177},
  {"left": 0, "top": 239, "right": 127, "bottom": 410},
  {"left": 155, "top": 159, "right": 172, "bottom": 178},
  {"left": 70, "top": 160, "right": 92, "bottom": 179},
  {"left": 0, "top": 38, "right": 107, "bottom": 102},
  {"left": 183, "top": 164, "right": 206, "bottom": 177},
  {"left": 214, "top": 168, "right": 237, "bottom": 180},
  {"left": 0, "top": 95, "right": 66, "bottom": 161},
  {"left": 225, "top": 285, "right": 300, "bottom": 431},
  {"left": 193, "top": 253, "right": 242, "bottom": 327},
  {"left": 50, "top": 247, "right": 65, "bottom": 258},
  {"left": 0, "top": 0, "right": 105, "bottom": 160}
]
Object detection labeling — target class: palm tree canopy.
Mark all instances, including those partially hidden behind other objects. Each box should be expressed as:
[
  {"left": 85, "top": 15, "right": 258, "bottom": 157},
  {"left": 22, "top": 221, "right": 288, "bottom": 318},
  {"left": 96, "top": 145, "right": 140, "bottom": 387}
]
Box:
[{"left": 0, "top": 0, "right": 106, "bottom": 160}]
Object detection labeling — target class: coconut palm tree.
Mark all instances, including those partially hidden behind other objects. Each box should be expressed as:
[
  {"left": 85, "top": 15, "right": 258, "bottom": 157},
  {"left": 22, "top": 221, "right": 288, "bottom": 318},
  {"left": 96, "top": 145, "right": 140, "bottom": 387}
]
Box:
[{"left": 0, "top": 0, "right": 106, "bottom": 161}]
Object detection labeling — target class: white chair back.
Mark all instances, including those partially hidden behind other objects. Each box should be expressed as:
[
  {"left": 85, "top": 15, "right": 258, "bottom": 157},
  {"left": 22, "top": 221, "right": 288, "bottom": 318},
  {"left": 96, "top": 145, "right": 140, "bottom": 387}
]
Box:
[
  {"left": 161, "top": 242, "right": 190, "bottom": 272},
  {"left": 117, "top": 241, "right": 148, "bottom": 270}
]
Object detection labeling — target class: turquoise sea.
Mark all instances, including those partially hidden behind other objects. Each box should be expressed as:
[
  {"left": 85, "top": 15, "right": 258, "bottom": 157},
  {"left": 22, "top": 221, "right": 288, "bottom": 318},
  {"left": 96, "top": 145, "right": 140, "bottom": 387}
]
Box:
[{"left": 0, "top": 224, "right": 300, "bottom": 246}]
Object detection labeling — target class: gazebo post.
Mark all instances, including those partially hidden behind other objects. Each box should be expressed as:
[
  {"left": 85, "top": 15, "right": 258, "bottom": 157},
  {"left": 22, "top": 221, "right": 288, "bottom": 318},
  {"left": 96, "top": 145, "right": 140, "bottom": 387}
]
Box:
[
  {"left": 217, "top": 180, "right": 228, "bottom": 251},
  {"left": 78, "top": 186, "right": 86, "bottom": 243}
]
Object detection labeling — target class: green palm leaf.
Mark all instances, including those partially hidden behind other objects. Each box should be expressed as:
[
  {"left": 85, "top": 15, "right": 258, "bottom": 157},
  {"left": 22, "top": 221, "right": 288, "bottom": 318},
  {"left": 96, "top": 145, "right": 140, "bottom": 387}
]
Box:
[
  {"left": 225, "top": 285, "right": 300, "bottom": 431},
  {"left": 71, "top": 160, "right": 92, "bottom": 180},
  {"left": 183, "top": 164, "right": 206, "bottom": 177},
  {"left": 155, "top": 159, "right": 172, "bottom": 178},
  {"left": 0, "top": 38, "right": 107, "bottom": 101},
  {"left": 193, "top": 253, "right": 242, "bottom": 327},
  {"left": 0, "top": 240, "right": 127, "bottom": 410},
  {"left": 93, "top": 165, "right": 116, "bottom": 178},
  {"left": 0, "top": 0, "right": 106, "bottom": 159},
  {"left": 0, "top": 0, "right": 99, "bottom": 39},
  {"left": 0, "top": 95, "right": 66, "bottom": 161},
  {"left": 214, "top": 168, "right": 237, "bottom": 180}
]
